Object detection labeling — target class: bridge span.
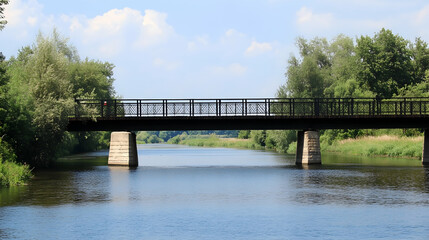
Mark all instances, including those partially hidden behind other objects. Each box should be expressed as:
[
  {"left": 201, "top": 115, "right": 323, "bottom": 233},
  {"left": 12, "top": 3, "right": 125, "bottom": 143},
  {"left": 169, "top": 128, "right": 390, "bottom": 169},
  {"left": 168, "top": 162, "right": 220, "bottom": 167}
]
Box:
[{"left": 67, "top": 97, "right": 429, "bottom": 166}]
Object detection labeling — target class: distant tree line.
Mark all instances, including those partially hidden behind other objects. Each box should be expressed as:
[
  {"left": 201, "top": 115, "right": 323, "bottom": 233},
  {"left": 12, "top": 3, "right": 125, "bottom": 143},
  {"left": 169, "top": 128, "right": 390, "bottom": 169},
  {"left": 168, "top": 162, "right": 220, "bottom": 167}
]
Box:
[
  {"left": 137, "top": 130, "right": 239, "bottom": 143},
  {"left": 240, "top": 29, "right": 429, "bottom": 153}
]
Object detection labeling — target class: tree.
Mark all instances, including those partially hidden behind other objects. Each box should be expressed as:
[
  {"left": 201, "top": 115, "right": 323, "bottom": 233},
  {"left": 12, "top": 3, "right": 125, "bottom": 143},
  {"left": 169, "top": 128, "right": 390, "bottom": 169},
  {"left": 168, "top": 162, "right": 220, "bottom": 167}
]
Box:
[
  {"left": 69, "top": 59, "right": 115, "bottom": 99},
  {"left": 356, "top": 29, "right": 413, "bottom": 98},
  {"left": 283, "top": 37, "right": 331, "bottom": 98},
  {"left": 411, "top": 38, "right": 429, "bottom": 85},
  {"left": 5, "top": 30, "right": 116, "bottom": 167},
  {"left": 0, "top": 0, "right": 8, "bottom": 31}
]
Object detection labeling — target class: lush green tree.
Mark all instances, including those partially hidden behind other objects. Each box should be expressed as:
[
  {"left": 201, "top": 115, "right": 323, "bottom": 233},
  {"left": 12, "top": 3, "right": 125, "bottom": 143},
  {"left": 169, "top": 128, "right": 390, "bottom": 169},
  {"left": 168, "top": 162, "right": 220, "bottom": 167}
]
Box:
[
  {"left": 411, "top": 38, "right": 429, "bottom": 85},
  {"left": 4, "top": 30, "right": 116, "bottom": 167},
  {"left": 0, "top": 0, "right": 8, "bottom": 31},
  {"left": 69, "top": 59, "right": 115, "bottom": 99},
  {"left": 250, "top": 130, "right": 266, "bottom": 147},
  {"left": 283, "top": 37, "right": 331, "bottom": 98},
  {"left": 396, "top": 70, "right": 429, "bottom": 97},
  {"left": 356, "top": 29, "right": 413, "bottom": 98},
  {"left": 6, "top": 32, "right": 74, "bottom": 166},
  {"left": 238, "top": 130, "right": 250, "bottom": 139}
]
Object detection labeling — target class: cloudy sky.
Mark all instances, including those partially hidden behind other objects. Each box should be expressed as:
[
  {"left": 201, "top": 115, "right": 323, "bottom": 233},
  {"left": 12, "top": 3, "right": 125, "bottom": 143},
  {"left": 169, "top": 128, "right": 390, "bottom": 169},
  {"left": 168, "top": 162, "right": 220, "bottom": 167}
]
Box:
[{"left": 2, "top": 0, "right": 429, "bottom": 98}]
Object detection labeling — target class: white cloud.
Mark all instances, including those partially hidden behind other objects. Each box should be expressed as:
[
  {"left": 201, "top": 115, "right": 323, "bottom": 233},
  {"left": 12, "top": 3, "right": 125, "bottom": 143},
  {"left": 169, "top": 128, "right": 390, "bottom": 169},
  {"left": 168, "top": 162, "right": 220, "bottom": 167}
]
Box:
[
  {"left": 415, "top": 5, "right": 429, "bottom": 24},
  {"left": 153, "top": 57, "right": 180, "bottom": 71},
  {"left": 187, "top": 35, "right": 209, "bottom": 51},
  {"left": 137, "top": 9, "right": 175, "bottom": 48},
  {"left": 245, "top": 41, "right": 272, "bottom": 56},
  {"left": 208, "top": 63, "right": 247, "bottom": 77},
  {"left": 221, "top": 28, "right": 246, "bottom": 45},
  {"left": 296, "top": 7, "right": 334, "bottom": 32},
  {"left": 64, "top": 8, "right": 175, "bottom": 57},
  {"left": 3, "top": 0, "right": 50, "bottom": 39},
  {"left": 4, "top": 0, "right": 43, "bottom": 27}
]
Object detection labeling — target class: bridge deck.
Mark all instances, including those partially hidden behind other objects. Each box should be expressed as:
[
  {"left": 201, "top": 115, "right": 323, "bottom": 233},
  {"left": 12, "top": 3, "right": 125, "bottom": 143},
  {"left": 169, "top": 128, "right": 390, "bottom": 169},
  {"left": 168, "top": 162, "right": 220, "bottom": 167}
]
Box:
[{"left": 68, "top": 97, "right": 429, "bottom": 131}]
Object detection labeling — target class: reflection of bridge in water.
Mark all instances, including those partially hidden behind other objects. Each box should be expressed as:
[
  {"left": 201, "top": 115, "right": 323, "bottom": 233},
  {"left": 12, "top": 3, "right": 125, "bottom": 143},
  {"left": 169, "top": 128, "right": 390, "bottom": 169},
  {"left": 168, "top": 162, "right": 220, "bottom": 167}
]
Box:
[{"left": 67, "top": 97, "right": 429, "bottom": 166}]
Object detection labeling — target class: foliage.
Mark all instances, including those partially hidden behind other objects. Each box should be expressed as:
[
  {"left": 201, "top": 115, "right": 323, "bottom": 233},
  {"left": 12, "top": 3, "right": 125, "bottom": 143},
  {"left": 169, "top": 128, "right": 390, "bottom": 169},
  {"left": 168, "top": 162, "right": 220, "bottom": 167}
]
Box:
[
  {"left": 136, "top": 131, "right": 164, "bottom": 144},
  {"left": 356, "top": 29, "right": 414, "bottom": 98},
  {"left": 3, "top": 29, "right": 116, "bottom": 167},
  {"left": 325, "top": 135, "right": 423, "bottom": 159},
  {"left": 0, "top": 137, "right": 32, "bottom": 187},
  {"left": 264, "top": 29, "right": 429, "bottom": 156},
  {"left": 138, "top": 130, "right": 239, "bottom": 143},
  {"left": 238, "top": 130, "right": 250, "bottom": 139},
  {"left": 168, "top": 134, "right": 264, "bottom": 150},
  {"left": 0, "top": 0, "right": 8, "bottom": 31}
]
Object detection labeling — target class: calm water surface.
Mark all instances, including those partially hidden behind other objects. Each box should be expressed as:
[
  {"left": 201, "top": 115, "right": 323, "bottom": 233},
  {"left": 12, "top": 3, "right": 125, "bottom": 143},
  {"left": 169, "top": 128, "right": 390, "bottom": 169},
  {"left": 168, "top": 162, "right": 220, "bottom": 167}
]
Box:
[{"left": 1, "top": 144, "right": 429, "bottom": 239}]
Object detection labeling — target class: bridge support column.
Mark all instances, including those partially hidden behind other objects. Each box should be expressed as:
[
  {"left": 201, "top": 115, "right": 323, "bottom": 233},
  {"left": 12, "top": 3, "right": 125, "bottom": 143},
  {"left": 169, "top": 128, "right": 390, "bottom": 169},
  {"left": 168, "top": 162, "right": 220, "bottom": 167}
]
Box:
[
  {"left": 108, "top": 132, "right": 138, "bottom": 167},
  {"left": 423, "top": 130, "right": 429, "bottom": 165},
  {"left": 296, "top": 130, "right": 321, "bottom": 165}
]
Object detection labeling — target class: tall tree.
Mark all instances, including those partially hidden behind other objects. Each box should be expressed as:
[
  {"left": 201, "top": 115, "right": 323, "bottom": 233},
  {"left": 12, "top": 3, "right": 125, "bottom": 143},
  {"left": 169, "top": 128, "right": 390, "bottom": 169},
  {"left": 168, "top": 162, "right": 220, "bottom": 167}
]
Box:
[
  {"left": 282, "top": 37, "right": 331, "bottom": 98},
  {"left": 356, "top": 29, "right": 413, "bottom": 98},
  {"left": 0, "top": 0, "right": 8, "bottom": 31},
  {"left": 411, "top": 38, "right": 429, "bottom": 84}
]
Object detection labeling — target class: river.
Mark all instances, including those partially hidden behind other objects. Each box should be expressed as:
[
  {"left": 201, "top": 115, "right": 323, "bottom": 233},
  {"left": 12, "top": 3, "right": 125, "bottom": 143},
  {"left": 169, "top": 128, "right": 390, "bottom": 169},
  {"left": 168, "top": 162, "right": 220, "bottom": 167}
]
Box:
[{"left": 1, "top": 144, "right": 429, "bottom": 239}]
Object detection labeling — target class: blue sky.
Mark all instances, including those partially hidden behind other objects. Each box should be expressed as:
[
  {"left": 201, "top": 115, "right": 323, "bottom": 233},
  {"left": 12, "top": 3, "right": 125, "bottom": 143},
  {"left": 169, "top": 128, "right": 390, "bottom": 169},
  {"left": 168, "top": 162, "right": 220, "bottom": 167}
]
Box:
[{"left": 2, "top": 0, "right": 429, "bottom": 98}]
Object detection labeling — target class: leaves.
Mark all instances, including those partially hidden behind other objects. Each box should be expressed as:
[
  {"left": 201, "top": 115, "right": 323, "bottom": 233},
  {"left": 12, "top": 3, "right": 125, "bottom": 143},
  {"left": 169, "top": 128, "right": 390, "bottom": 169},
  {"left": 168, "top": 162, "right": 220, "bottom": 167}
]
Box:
[{"left": 4, "top": 30, "right": 116, "bottom": 167}]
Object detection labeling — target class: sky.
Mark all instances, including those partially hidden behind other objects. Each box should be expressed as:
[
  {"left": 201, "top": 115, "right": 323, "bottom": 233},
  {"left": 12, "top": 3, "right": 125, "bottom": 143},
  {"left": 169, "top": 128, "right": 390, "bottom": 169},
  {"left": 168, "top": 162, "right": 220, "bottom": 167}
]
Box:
[{"left": 2, "top": 0, "right": 429, "bottom": 99}]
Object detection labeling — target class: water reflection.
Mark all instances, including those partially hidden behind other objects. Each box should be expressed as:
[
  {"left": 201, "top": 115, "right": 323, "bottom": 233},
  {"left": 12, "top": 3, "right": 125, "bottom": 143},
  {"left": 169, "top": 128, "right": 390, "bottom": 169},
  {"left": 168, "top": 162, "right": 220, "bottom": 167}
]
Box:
[
  {"left": 0, "top": 144, "right": 428, "bottom": 208},
  {"left": 2, "top": 144, "right": 429, "bottom": 239}
]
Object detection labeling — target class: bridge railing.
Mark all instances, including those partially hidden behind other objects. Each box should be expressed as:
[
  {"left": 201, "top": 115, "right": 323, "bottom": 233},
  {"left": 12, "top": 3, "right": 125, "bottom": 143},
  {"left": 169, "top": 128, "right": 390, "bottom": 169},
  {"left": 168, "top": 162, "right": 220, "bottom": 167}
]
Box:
[{"left": 71, "top": 97, "right": 429, "bottom": 118}]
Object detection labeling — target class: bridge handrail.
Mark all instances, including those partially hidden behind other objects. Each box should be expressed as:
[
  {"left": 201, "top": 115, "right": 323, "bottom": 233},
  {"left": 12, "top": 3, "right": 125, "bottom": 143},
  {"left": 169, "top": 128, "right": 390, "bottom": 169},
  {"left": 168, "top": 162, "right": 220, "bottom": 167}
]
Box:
[{"left": 70, "top": 97, "right": 429, "bottom": 118}]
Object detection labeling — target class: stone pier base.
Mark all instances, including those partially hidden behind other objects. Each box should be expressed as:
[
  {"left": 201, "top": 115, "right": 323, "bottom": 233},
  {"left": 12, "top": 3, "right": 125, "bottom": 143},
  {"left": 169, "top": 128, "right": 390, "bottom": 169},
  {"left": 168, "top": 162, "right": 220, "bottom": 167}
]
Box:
[
  {"left": 296, "top": 130, "right": 321, "bottom": 165},
  {"left": 423, "top": 130, "right": 429, "bottom": 165},
  {"left": 108, "top": 132, "right": 138, "bottom": 167}
]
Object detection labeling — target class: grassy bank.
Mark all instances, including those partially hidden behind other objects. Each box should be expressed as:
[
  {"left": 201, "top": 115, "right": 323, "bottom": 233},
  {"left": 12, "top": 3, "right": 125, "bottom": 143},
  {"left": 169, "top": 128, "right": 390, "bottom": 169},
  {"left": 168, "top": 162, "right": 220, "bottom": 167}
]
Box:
[
  {"left": 168, "top": 135, "right": 264, "bottom": 150},
  {"left": 324, "top": 135, "right": 423, "bottom": 159},
  {"left": 0, "top": 161, "right": 32, "bottom": 187},
  {"left": 170, "top": 133, "right": 423, "bottom": 160}
]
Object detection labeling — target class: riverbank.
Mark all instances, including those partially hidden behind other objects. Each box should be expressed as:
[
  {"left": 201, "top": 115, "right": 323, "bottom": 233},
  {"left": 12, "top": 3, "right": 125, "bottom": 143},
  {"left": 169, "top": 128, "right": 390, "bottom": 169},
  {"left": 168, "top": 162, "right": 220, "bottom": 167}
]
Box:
[
  {"left": 324, "top": 135, "right": 423, "bottom": 159},
  {"left": 169, "top": 134, "right": 423, "bottom": 160},
  {"left": 168, "top": 135, "right": 264, "bottom": 150},
  {"left": 0, "top": 161, "right": 32, "bottom": 187}
]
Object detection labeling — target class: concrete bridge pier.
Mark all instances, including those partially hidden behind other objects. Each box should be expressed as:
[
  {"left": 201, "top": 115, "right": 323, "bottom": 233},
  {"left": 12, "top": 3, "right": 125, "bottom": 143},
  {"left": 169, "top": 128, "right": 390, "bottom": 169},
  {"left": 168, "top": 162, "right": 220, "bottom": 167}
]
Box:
[
  {"left": 296, "top": 130, "right": 321, "bottom": 165},
  {"left": 108, "top": 132, "right": 138, "bottom": 167},
  {"left": 423, "top": 130, "right": 429, "bottom": 165}
]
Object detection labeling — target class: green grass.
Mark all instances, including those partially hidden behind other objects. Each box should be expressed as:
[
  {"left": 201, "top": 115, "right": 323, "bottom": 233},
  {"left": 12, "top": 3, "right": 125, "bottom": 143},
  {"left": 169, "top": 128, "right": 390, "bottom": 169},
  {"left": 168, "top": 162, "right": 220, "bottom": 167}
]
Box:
[
  {"left": 169, "top": 135, "right": 264, "bottom": 150},
  {"left": 325, "top": 135, "right": 423, "bottom": 159},
  {"left": 0, "top": 160, "right": 32, "bottom": 187}
]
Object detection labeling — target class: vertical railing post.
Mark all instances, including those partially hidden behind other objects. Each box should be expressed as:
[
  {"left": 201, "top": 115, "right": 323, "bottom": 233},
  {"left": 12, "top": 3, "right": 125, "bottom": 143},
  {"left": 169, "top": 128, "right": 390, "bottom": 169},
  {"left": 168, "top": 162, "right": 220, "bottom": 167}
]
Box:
[
  {"left": 114, "top": 100, "right": 117, "bottom": 117},
  {"left": 404, "top": 98, "right": 407, "bottom": 115},
  {"left": 192, "top": 100, "right": 195, "bottom": 116},
  {"left": 136, "top": 100, "right": 139, "bottom": 117},
  {"left": 219, "top": 99, "right": 222, "bottom": 116},
  {"left": 189, "top": 99, "right": 192, "bottom": 117},
  {"left": 314, "top": 98, "right": 319, "bottom": 116},
  {"left": 245, "top": 99, "right": 248, "bottom": 116},
  {"left": 395, "top": 101, "right": 397, "bottom": 115},
  {"left": 242, "top": 99, "right": 245, "bottom": 116},
  {"left": 292, "top": 98, "right": 295, "bottom": 116},
  {"left": 268, "top": 99, "right": 271, "bottom": 116},
  {"left": 264, "top": 99, "right": 268, "bottom": 116},
  {"left": 420, "top": 101, "right": 422, "bottom": 115},
  {"left": 165, "top": 100, "right": 168, "bottom": 117},
  {"left": 162, "top": 100, "right": 165, "bottom": 116},
  {"left": 410, "top": 101, "right": 413, "bottom": 115}
]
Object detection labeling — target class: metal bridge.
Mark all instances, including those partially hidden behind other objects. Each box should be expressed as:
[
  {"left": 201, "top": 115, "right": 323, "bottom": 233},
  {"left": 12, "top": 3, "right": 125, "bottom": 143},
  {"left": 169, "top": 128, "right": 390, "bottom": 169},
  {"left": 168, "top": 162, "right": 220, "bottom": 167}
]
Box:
[{"left": 67, "top": 97, "right": 429, "bottom": 131}]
